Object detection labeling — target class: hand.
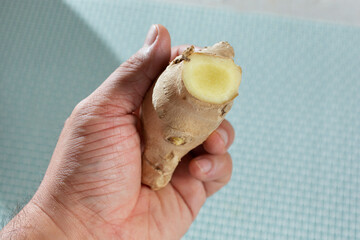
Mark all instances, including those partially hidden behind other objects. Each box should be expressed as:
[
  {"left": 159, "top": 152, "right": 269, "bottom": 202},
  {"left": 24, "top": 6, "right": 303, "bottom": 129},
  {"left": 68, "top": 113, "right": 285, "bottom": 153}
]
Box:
[{"left": 0, "top": 25, "right": 234, "bottom": 240}]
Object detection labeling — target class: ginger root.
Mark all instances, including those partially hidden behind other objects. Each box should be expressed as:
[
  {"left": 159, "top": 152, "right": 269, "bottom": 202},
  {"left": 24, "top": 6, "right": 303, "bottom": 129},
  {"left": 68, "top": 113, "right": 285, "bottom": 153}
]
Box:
[{"left": 141, "top": 42, "right": 242, "bottom": 190}]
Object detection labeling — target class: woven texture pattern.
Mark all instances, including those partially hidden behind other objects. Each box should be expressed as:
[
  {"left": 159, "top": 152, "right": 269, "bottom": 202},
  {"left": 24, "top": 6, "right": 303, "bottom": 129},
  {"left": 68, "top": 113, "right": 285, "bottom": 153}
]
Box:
[{"left": 1, "top": 0, "right": 360, "bottom": 239}]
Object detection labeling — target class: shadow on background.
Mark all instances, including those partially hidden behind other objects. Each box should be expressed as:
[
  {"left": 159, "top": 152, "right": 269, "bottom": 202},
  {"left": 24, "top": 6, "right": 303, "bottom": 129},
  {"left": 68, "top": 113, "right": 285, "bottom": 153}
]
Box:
[{"left": 0, "top": 0, "right": 120, "bottom": 225}]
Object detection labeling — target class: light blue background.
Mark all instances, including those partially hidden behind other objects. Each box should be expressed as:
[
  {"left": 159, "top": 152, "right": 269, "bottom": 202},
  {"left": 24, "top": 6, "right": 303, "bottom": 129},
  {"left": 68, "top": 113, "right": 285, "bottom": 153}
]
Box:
[{"left": 1, "top": 0, "right": 359, "bottom": 239}]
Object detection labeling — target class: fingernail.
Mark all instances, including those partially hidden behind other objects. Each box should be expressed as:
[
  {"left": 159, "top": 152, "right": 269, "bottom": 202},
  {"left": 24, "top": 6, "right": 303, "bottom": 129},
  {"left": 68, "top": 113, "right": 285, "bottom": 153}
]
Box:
[
  {"left": 217, "top": 128, "right": 228, "bottom": 146},
  {"left": 195, "top": 158, "right": 212, "bottom": 174},
  {"left": 144, "top": 24, "right": 158, "bottom": 47}
]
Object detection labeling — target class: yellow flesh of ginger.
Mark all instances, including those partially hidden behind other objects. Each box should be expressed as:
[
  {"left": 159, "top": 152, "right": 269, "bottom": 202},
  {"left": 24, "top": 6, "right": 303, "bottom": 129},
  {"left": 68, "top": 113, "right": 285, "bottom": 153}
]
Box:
[{"left": 182, "top": 53, "right": 241, "bottom": 104}]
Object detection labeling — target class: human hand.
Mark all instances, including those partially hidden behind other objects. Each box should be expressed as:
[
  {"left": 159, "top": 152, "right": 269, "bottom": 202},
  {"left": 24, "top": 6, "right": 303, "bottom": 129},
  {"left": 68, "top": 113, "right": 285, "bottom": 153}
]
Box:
[{"left": 1, "top": 25, "right": 234, "bottom": 240}]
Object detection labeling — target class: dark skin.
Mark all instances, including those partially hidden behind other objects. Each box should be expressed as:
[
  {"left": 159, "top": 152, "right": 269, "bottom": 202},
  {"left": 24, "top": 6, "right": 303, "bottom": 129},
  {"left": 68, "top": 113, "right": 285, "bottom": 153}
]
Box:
[{"left": 0, "top": 24, "right": 234, "bottom": 240}]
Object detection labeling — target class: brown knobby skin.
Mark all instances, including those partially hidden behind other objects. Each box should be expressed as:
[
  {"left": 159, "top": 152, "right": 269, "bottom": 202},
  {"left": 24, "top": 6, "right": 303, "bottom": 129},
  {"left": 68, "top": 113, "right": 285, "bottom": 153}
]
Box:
[{"left": 141, "top": 42, "right": 242, "bottom": 190}]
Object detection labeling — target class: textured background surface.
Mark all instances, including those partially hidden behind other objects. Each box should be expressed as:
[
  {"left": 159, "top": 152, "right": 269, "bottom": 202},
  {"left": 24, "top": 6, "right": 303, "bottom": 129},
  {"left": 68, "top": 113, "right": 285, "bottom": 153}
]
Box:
[
  {"left": 163, "top": 0, "right": 360, "bottom": 27},
  {"left": 1, "top": 0, "right": 360, "bottom": 239}
]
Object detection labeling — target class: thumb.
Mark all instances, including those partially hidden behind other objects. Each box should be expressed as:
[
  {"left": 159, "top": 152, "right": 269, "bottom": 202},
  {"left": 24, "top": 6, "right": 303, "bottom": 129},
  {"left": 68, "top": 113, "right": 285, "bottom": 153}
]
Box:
[{"left": 94, "top": 24, "right": 171, "bottom": 113}]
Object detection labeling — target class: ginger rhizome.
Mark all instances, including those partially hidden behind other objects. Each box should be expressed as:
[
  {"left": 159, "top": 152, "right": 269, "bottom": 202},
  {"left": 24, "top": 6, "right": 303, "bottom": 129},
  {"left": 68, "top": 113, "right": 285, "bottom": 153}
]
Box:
[{"left": 141, "top": 42, "right": 242, "bottom": 190}]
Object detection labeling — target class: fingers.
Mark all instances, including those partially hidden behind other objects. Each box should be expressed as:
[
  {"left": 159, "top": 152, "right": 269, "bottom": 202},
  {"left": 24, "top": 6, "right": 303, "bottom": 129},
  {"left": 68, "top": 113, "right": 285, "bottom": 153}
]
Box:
[
  {"left": 170, "top": 155, "right": 207, "bottom": 219},
  {"left": 92, "top": 24, "right": 171, "bottom": 114},
  {"left": 169, "top": 150, "right": 233, "bottom": 220},
  {"left": 169, "top": 119, "right": 235, "bottom": 219},
  {"left": 192, "top": 119, "right": 235, "bottom": 156},
  {"left": 189, "top": 153, "right": 233, "bottom": 197},
  {"left": 192, "top": 120, "right": 234, "bottom": 197}
]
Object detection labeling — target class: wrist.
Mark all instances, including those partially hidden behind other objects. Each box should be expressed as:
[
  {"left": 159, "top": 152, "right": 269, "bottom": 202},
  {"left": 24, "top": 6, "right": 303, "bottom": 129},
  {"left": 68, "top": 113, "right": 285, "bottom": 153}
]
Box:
[
  {"left": 0, "top": 202, "right": 66, "bottom": 240},
  {"left": 0, "top": 194, "right": 95, "bottom": 240},
  {"left": 31, "top": 191, "right": 97, "bottom": 239}
]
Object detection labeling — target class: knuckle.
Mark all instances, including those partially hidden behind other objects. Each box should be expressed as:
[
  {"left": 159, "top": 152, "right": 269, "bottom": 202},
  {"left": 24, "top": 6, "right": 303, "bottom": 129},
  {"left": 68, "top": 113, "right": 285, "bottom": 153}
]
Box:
[
  {"left": 221, "top": 153, "right": 233, "bottom": 183},
  {"left": 223, "top": 172, "right": 232, "bottom": 184},
  {"left": 71, "top": 98, "right": 90, "bottom": 118},
  {"left": 225, "top": 152, "right": 233, "bottom": 168},
  {"left": 64, "top": 117, "right": 70, "bottom": 126},
  {"left": 118, "top": 51, "right": 146, "bottom": 74},
  {"left": 226, "top": 154, "right": 233, "bottom": 174}
]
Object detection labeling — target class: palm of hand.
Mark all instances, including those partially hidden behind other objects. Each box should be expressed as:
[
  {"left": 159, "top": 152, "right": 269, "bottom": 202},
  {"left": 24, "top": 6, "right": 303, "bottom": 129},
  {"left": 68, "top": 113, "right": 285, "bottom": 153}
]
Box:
[{"left": 45, "top": 100, "right": 198, "bottom": 239}]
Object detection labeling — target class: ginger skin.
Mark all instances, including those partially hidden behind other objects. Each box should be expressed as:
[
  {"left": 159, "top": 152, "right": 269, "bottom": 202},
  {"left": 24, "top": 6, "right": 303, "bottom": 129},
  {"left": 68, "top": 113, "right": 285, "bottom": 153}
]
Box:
[{"left": 141, "top": 42, "right": 242, "bottom": 190}]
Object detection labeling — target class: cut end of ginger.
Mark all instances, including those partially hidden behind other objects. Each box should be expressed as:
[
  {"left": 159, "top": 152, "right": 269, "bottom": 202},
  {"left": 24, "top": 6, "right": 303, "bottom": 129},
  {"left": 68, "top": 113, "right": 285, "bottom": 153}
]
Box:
[{"left": 182, "top": 53, "right": 241, "bottom": 104}]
